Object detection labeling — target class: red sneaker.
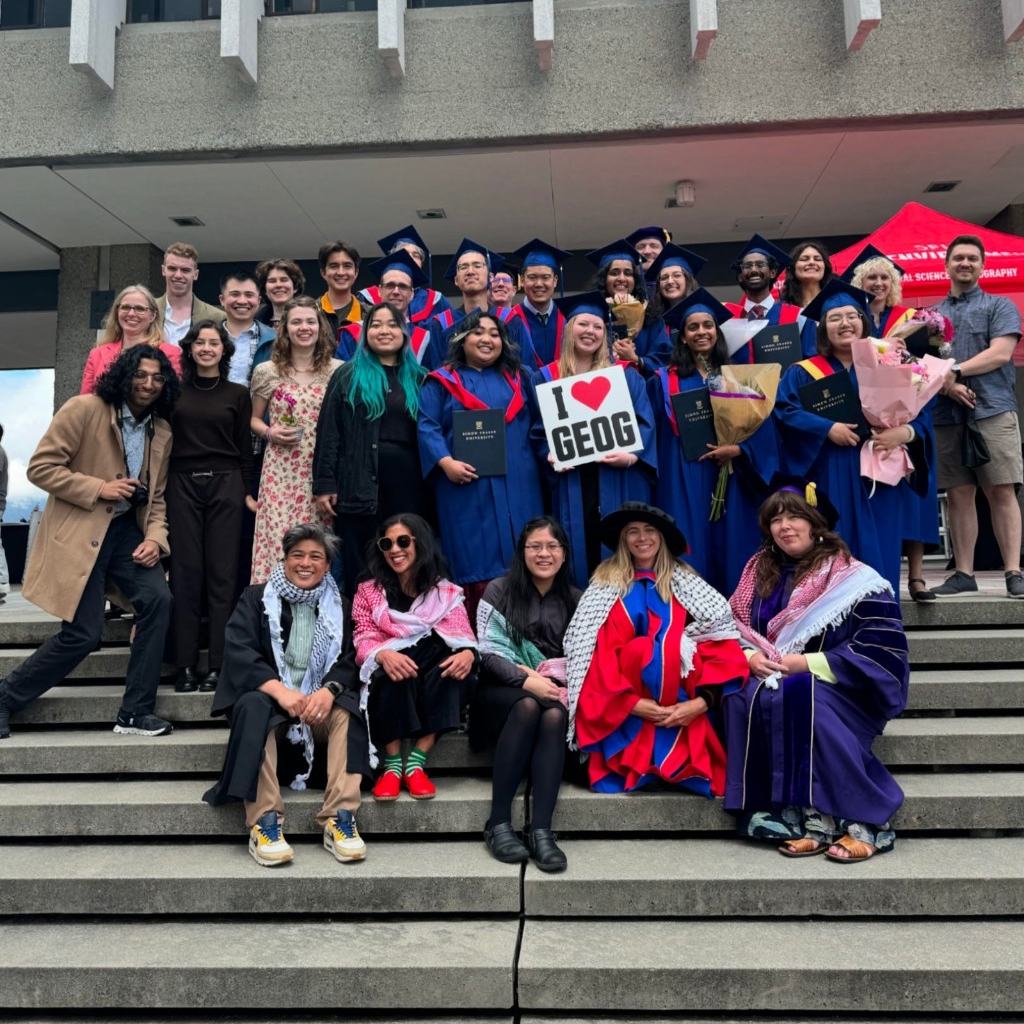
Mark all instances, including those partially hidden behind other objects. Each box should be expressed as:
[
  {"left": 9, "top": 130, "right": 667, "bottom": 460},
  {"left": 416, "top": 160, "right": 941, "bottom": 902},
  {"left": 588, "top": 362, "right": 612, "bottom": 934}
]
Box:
[
  {"left": 372, "top": 770, "right": 401, "bottom": 801},
  {"left": 404, "top": 766, "right": 436, "bottom": 800}
]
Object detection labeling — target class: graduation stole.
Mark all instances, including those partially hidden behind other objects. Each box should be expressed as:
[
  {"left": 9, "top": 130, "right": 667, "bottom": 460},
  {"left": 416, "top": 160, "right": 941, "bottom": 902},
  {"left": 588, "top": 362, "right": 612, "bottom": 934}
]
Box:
[
  {"left": 795, "top": 355, "right": 836, "bottom": 380},
  {"left": 409, "top": 325, "right": 430, "bottom": 364},
  {"left": 878, "top": 304, "right": 915, "bottom": 337},
  {"left": 435, "top": 309, "right": 457, "bottom": 331},
  {"left": 410, "top": 289, "right": 444, "bottom": 325},
  {"left": 362, "top": 285, "right": 383, "bottom": 305},
  {"left": 508, "top": 305, "right": 566, "bottom": 367},
  {"left": 429, "top": 367, "right": 525, "bottom": 423}
]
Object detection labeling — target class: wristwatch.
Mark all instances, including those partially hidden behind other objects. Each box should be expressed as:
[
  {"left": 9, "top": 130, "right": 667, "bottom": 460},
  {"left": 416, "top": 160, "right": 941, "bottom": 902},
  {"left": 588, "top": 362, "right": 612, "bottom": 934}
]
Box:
[
  {"left": 951, "top": 363, "right": 962, "bottom": 376},
  {"left": 325, "top": 681, "right": 343, "bottom": 698}
]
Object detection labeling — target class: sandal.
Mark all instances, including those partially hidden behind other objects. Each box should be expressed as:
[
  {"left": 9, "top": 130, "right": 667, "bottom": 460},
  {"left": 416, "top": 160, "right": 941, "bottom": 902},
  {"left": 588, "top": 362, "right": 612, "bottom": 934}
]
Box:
[
  {"left": 824, "top": 834, "right": 878, "bottom": 863},
  {"left": 778, "top": 837, "right": 826, "bottom": 858},
  {"left": 908, "top": 577, "right": 936, "bottom": 602}
]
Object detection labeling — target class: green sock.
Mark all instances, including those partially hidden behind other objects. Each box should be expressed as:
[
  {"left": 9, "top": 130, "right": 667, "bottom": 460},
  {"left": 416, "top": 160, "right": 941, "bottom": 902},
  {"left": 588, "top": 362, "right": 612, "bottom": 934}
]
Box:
[
  {"left": 405, "top": 747, "right": 428, "bottom": 775},
  {"left": 383, "top": 753, "right": 403, "bottom": 778}
]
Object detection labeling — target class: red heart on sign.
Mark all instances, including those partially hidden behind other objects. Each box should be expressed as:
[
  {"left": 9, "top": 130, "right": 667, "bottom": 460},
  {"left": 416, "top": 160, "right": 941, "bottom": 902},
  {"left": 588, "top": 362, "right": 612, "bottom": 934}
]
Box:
[{"left": 571, "top": 375, "right": 611, "bottom": 411}]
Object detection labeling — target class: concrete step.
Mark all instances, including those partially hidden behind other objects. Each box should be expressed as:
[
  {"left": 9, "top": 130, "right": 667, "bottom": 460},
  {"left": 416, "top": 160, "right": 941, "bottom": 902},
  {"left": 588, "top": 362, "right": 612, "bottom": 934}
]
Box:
[
  {"left": 0, "top": 919, "right": 517, "bottom": 1011},
  {"left": 877, "top": 716, "right": 1024, "bottom": 765},
  {"left": 523, "top": 837, "right": 1024, "bottom": 917},
  {"left": 517, "top": 919, "right": 1024, "bottom": 1014},
  {"left": 908, "top": 668, "right": 1024, "bottom": 709},
  {"left": 1, "top": 772, "right": 1020, "bottom": 837},
  {"left": 906, "top": 629, "right": 1024, "bottom": 665},
  {"left": 0, "top": 726, "right": 491, "bottom": 774},
  {"left": 0, "top": 616, "right": 132, "bottom": 646},
  {"left": 0, "top": 840, "right": 519, "bottom": 915},
  {"left": 901, "top": 593, "right": 1024, "bottom": 628},
  {"left": 0, "top": 647, "right": 136, "bottom": 680}
]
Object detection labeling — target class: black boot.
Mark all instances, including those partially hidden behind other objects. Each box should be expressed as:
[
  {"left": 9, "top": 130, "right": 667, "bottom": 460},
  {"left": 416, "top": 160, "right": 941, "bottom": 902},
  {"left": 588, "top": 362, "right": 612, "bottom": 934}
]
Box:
[
  {"left": 174, "top": 667, "right": 199, "bottom": 693},
  {"left": 483, "top": 821, "right": 529, "bottom": 864},
  {"left": 527, "top": 828, "right": 567, "bottom": 872}
]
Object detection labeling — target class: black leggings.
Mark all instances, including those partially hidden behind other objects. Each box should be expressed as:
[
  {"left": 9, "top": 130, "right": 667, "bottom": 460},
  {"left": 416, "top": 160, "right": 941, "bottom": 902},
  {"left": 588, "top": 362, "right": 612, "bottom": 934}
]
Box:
[{"left": 488, "top": 696, "right": 566, "bottom": 832}]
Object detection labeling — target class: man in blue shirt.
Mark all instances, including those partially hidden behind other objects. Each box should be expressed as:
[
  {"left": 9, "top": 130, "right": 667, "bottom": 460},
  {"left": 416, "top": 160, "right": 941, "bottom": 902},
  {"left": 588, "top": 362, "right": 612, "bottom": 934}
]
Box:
[{"left": 932, "top": 234, "right": 1024, "bottom": 598}]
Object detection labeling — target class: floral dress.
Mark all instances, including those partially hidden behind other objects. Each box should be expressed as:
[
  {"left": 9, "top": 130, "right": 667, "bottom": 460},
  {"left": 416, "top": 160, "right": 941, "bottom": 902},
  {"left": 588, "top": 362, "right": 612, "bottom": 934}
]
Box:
[{"left": 249, "top": 359, "right": 340, "bottom": 583}]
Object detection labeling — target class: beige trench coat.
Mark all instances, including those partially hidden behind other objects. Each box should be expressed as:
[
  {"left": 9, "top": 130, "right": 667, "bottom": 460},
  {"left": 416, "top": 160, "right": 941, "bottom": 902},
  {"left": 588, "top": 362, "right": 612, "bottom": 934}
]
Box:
[{"left": 22, "top": 395, "right": 172, "bottom": 623}]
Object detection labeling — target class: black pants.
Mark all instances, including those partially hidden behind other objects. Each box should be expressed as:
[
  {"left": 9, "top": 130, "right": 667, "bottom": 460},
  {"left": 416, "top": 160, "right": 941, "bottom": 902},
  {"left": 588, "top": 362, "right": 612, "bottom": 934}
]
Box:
[
  {"left": 0, "top": 514, "right": 171, "bottom": 717},
  {"left": 167, "top": 469, "right": 245, "bottom": 670}
]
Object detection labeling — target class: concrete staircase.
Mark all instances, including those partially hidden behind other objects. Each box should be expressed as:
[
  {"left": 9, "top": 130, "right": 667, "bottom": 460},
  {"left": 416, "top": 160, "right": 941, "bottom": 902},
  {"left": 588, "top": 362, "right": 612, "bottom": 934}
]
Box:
[{"left": 1, "top": 588, "right": 1022, "bottom": 1021}]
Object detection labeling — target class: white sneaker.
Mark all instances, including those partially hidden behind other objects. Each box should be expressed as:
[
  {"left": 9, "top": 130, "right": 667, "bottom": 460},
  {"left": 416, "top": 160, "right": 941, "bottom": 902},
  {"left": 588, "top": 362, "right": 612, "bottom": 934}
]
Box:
[
  {"left": 249, "top": 813, "right": 293, "bottom": 867},
  {"left": 323, "top": 809, "right": 366, "bottom": 862}
]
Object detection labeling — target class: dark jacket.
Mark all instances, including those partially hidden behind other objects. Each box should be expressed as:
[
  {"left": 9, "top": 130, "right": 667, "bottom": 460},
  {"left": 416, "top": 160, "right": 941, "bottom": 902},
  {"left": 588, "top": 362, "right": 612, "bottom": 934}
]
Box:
[
  {"left": 202, "top": 584, "right": 369, "bottom": 805},
  {"left": 312, "top": 362, "right": 388, "bottom": 516}
]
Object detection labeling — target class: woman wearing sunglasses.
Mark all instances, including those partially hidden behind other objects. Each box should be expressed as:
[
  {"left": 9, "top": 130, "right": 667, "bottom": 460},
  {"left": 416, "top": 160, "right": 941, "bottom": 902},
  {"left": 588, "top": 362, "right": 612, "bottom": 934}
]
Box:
[{"left": 352, "top": 514, "right": 478, "bottom": 800}]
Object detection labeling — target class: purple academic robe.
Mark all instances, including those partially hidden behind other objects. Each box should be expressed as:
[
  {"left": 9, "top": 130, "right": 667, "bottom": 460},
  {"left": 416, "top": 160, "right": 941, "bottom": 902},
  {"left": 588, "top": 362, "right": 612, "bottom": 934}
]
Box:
[{"left": 723, "top": 566, "right": 909, "bottom": 827}]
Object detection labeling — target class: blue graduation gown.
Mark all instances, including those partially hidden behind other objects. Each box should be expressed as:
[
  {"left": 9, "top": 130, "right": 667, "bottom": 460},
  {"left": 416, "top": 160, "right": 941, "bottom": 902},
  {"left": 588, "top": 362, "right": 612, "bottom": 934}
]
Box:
[
  {"left": 775, "top": 357, "right": 928, "bottom": 592},
  {"left": 423, "top": 306, "right": 535, "bottom": 372},
  {"left": 528, "top": 363, "right": 656, "bottom": 590},
  {"left": 418, "top": 367, "right": 544, "bottom": 585},
  {"left": 508, "top": 304, "right": 565, "bottom": 370},
  {"left": 725, "top": 299, "right": 817, "bottom": 365},
  {"left": 724, "top": 574, "right": 908, "bottom": 827},
  {"left": 633, "top": 318, "right": 674, "bottom": 376},
  {"left": 648, "top": 367, "right": 779, "bottom": 594},
  {"left": 357, "top": 285, "right": 451, "bottom": 327}
]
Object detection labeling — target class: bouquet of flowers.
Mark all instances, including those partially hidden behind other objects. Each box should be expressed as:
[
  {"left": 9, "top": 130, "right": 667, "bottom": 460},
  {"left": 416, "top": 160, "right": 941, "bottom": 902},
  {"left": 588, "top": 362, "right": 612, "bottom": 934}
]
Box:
[
  {"left": 606, "top": 292, "right": 647, "bottom": 339},
  {"left": 706, "top": 364, "right": 780, "bottom": 521},
  {"left": 890, "top": 308, "right": 956, "bottom": 357},
  {"left": 851, "top": 338, "right": 953, "bottom": 490}
]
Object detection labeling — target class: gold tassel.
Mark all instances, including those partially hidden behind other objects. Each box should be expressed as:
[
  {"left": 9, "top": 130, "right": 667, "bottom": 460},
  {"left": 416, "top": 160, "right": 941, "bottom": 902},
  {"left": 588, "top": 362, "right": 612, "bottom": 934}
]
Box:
[{"left": 805, "top": 482, "right": 818, "bottom": 508}]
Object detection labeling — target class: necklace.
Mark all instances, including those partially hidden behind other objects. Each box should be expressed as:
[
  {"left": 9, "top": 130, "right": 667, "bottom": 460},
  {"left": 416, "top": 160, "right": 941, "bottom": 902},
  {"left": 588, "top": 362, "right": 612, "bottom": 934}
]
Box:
[{"left": 193, "top": 375, "right": 221, "bottom": 391}]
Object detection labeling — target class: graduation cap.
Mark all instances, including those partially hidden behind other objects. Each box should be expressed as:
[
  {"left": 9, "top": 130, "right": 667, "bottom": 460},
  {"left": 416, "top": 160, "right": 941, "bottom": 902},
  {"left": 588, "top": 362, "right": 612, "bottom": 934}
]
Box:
[
  {"left": 367, "top": 249, "right": 429, "bottom": 290},
  {"left": 377, "top": 225, "right": 430, "bottom": 259},
  {"left": 802, "top": 278, "right": 873, "bottom": 324},
  {"left": 839, "top": 244, "right": 906, "bottom": 284},
  {"left": 513, "top": 238, "right": 573, "bottom": 275},
  {"left": 585, "top": 239, "right": 642, "bottom": 270},
  {"left": 661, "top": 287, "right": 733, "bottom": 333},
  {"left": 626, "top": 226, "right": 673, "bottom": 248},
  {"left": 645, "top": 243, "right": 708, "bottom": 284},
  {"left": 443, "top": 238, "right": 505, "bottom": 282},
  {"left": 731, "top": 234, "right": 791, "bottom": 272},
  {"left": 765, "top": 474, "right": 840, "bottom": 530},
  {"left": 554, "top": 290, "right": 608, "bottom": 321}
]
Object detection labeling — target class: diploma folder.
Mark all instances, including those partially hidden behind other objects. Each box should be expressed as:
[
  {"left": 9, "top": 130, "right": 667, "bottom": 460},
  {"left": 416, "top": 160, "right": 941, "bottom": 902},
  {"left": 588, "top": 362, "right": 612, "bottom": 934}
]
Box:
[
  {"left": 670, "top": 389, "right": 718, "bottom": 462},
  {"left": 452, "top": 408, "right": 507, "bottom": 476},
  {"left": 752, "top": 322, "right": 802, "bottom": 369},
  {"left": 798, "top": 370, "right": 871, "bottom": 440}
]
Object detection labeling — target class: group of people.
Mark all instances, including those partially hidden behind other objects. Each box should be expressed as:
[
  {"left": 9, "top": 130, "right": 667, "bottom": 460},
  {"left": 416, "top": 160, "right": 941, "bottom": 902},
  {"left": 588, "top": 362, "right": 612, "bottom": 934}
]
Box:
[{"left": 0, "top": 222, "right": 1018, "bottom": 873}]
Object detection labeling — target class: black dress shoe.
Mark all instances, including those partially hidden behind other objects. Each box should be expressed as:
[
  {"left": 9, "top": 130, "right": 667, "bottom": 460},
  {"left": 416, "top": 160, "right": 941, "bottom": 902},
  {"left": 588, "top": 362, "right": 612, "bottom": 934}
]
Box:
[
  {"left": 0, "top": 703, "right": 11, "bottom": 740},
  {"left": 174, "top": 667, "right": 199, "bottom": 693},
  {"left": 527, "top": 828, "right": 567, "bottom": 872},
  {"left": 199, "top": 670, "right": 219, "bottom": 693},
  {"left": 483, "top": 822, "right": 529, "bottom": 864}
]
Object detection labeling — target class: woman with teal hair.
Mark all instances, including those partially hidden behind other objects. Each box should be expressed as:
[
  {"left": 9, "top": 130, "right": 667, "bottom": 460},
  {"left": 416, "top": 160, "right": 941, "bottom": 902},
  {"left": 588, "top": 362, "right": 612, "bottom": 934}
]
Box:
[{"left": 313, "top": 301, "right": 431, "bottom": 594}]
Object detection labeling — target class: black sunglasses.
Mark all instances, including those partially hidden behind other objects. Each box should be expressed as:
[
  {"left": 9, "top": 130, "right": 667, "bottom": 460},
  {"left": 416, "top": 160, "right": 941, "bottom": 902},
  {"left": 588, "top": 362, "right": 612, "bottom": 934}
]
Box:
[{"left": 377, "top": 534, "right": 414, "bottom": 552}]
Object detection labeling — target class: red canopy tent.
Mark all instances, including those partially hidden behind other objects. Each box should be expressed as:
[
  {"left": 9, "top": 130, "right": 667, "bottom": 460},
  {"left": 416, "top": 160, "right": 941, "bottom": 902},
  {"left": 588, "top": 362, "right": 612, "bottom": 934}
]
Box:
[{"left": 829, "top": 201, "right": 1024, "bottom": 363}]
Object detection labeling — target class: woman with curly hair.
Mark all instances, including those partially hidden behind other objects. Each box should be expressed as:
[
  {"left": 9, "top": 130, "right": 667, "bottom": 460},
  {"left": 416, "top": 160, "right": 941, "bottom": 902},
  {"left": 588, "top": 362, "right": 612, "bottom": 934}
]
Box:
[
  {"left": 249, "top": 296, "right": 341, "bottom": 583},
  {"left": 565, "top": 502, "right": 747, "bottom": 796},
  {"left": 353, "top": 514, "right": 477, "bottom": 801},
  {"left": 254, "top": 258, "right": 306, "bottom": 330},
  {"left": 167, "top": 320, "right": 254, "bottom": 692},
  {"left": 847, "top": 247, "right": 915, "bottom": 339},
  {"left": 779, "top": 241, "right": 833, "bottom": 311},
  {"left": 418, "top": 309, "right": 544, "bottom": 615},
  {"left": 723, "top": 481, "right": 909, "bottom": 862},
  {"left": 312, "top": 301, "right": 431, "bottom": 595},
  {"left": 80, "top": 284, "right": 182, "bottom": 395}
]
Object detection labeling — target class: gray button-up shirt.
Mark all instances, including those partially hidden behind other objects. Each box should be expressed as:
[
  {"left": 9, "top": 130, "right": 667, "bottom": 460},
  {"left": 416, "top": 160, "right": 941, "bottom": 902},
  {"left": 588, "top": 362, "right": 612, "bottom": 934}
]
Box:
[{"left": 115, "top": 403, "right": 151, "bottom": 515}]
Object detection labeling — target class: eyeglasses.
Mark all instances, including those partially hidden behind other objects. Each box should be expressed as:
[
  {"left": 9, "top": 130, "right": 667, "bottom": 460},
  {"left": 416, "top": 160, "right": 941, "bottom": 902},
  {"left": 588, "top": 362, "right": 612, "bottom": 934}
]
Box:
[
  {"left": 456, "top": 260, "right": 488, "bottom": 272},
  {"left": 524, "top": 542, "right": 563, "bottom": 554},
  {"left": 382, "top": 282, "right": 413, "bottom": 293},
  {"left": 132, "top": 371, "right": 167, "bottom": 383},
  {"left": 740, "top": 261, "right": 769, "bottom": 270},
  {"left": 377, "top": 534, "right": 414, "bottom": 552},
  {"left": 824, "top": 312, "right": 863, "bottom": 325},
  {"left": 120, "top": 304, "right": 154, "bottom": 315}
]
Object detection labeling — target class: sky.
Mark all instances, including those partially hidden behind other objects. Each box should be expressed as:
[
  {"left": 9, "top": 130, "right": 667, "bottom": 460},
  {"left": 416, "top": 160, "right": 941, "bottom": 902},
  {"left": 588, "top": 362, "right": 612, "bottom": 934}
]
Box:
[{"left": 1, "top": 369, "right": 54, "bottom": 522}]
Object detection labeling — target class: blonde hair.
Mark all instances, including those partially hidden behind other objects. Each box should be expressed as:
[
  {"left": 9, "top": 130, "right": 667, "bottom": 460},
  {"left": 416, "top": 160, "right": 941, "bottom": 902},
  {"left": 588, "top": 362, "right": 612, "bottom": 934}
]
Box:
[
  {"left": 164, "top": 242, "right": 199, "bottom": 264},
  {"left": 557, "top": 314, "right": 612, "bottom": 379},
  {"left": 99, "top": 284, "right": 163, "bottom": 348},
  {"left": 590, "top": 525, "right": 686, "bottom": 601},
  {"left": 850, "top": 256, "right": 903, "bottom": 306},
  {"left": 272, "top": 295, "right": 336, "bottom": 373}
]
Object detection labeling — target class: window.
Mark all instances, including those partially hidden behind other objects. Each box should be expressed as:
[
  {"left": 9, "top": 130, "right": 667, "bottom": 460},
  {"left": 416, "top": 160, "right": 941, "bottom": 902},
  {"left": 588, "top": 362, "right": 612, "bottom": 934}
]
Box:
[
  {"left": 266, "top": 0, "right": 521, "bottom": 13},
  {"left": 127, "top": 0, "right": 221, "bottom": 22},
  {"left": 0, "top": 0, "right": 72, "bottom": 29}
]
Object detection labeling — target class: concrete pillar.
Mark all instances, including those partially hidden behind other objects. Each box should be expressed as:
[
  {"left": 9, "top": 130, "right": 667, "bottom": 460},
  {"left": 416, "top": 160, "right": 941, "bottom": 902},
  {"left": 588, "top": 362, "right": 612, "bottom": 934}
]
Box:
[{"left": 54, "top": 242, "right": 162, "bottom": 410}]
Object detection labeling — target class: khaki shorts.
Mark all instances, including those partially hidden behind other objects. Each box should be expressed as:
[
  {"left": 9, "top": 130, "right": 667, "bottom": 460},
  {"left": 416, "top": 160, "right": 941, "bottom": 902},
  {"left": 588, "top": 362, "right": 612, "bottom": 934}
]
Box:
[{"left": 936, "top": 410, "right": 1023, "bottom": 489}]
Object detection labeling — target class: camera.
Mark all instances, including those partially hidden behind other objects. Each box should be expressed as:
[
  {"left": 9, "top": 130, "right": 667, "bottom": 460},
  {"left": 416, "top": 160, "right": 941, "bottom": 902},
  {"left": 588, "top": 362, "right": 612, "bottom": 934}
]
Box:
[{"left": 128, "top": 483, "right": 150, "bottom": 508}]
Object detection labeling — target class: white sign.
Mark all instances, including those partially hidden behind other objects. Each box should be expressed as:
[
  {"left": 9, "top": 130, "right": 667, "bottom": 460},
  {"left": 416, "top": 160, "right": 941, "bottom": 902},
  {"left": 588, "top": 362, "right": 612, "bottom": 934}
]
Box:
[{"left": 534, "top": 365, "right": 643, "bottom": 470}]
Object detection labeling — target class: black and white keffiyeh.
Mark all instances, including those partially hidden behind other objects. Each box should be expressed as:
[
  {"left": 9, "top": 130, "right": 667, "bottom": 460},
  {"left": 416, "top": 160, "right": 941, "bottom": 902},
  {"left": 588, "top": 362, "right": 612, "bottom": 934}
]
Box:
[
  {"left": 263, "top": 562, "right": 345, "bottom": 789},
  {"left": 563, "top": 565, "right": 740, "bottom": 750}
]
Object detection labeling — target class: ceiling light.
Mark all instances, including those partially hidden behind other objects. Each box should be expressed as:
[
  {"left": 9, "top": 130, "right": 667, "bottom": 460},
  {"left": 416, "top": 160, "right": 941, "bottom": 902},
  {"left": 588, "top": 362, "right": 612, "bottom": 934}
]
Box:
[
  {"left": 416, "top": 209, "right": 446, "bottom": 220},
  {"left": 674, "top": 180, "right": 696, "bottom": 207}
]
